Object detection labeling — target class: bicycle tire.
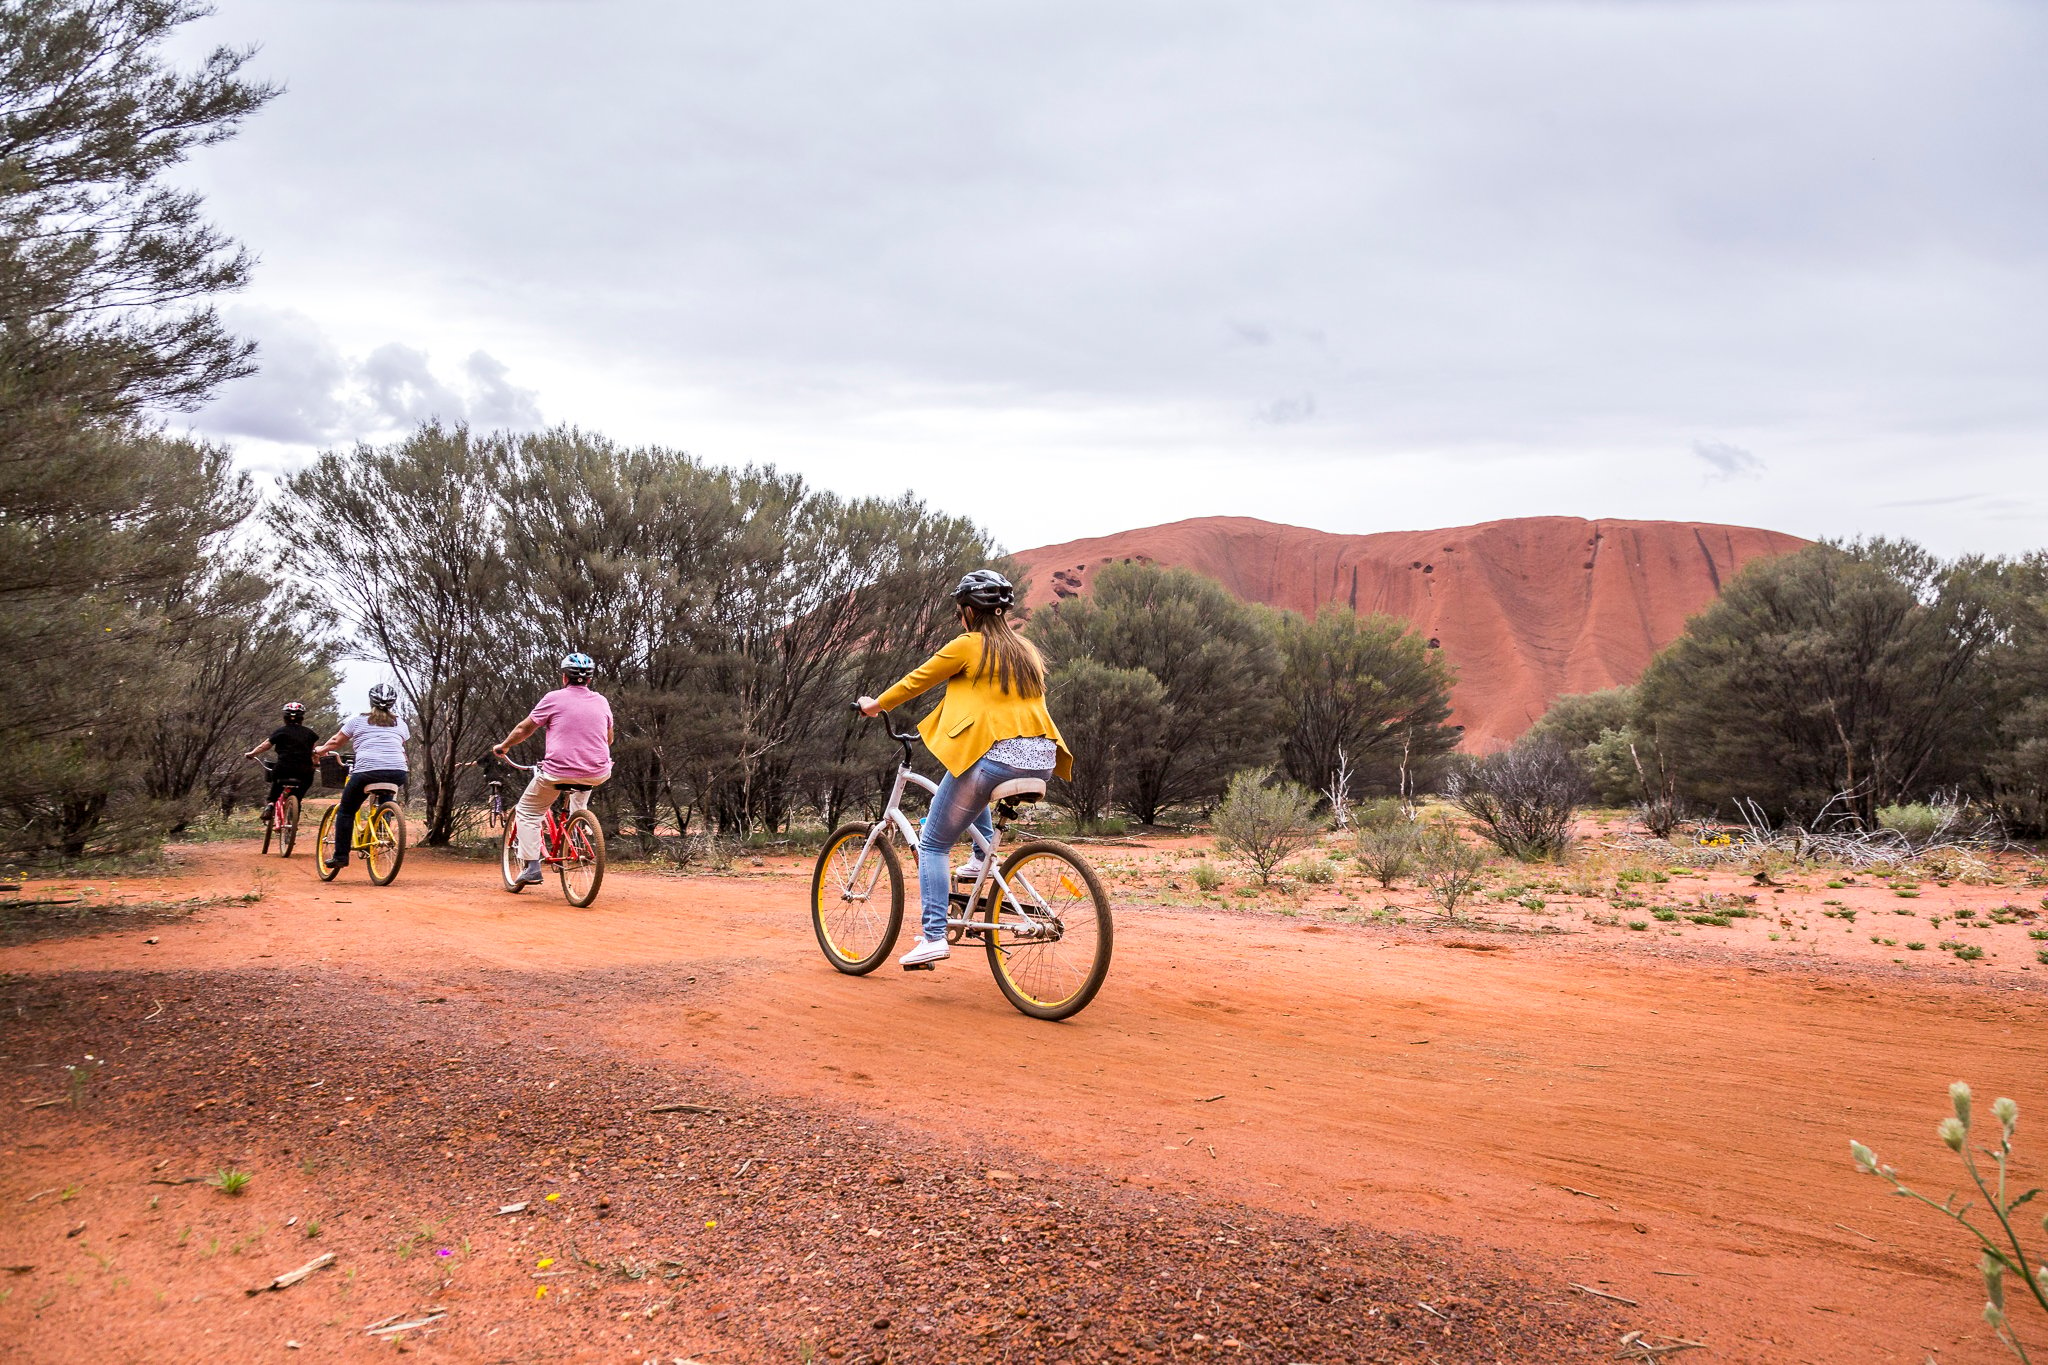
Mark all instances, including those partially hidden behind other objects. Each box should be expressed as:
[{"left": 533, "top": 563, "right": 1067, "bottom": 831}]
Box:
[
  {"left": 260, "top": 803, "right": 274, "bottom": 855},
  {"left": 559, "top": 809, "right": 605, "bottom": 907},
  {"left": 365, "top": 804, "right": 406, "bottom": 886},
  {"left": 501, "top": 819, "right": 526, "bottom": 893},
  {"left": 984, "top": 839, "right": 1114, "bottom": 1021},
  {"left": 316, "top": 806, "right": 342, "bottom": 882},
  {"left": 810, "top": 822, "right": 904, "bottom": 975},
  {"left": 279, "top": 795, "right": 299, "bottom": 858}
]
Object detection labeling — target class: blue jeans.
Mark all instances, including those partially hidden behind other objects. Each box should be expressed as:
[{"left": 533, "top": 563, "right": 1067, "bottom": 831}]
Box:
[{"left": 917, "top": 756, "right": 1053, "bottom": 941}]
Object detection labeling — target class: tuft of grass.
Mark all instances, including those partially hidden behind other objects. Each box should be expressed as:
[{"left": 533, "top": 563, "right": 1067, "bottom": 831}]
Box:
[
  {"left": 1907, "top": 941, "right": 1927, "bottom": 951},
  {"left": 1190, "top": 861, "right": 1223, "bottom": 893},
  {"left": 1287, "top": 856, "right": 1338, "bottom": 886},
  {"left": 208, "top": 1170, "right": 251, "bottom": 1197},
  {"left": 1895, "top": 889, "right": 1923, "bottom": 899},
  {"left": 1626, "top": 920, "right": 1649, "bottom": 931}
]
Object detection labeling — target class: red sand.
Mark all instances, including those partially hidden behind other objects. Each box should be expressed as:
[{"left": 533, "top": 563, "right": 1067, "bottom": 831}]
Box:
[
  {"left": 7, "top": 837, "right": 2040, "bottom": 1363},
  {"left": 1015, "top": 516, "right": 1806, "bottom": 749}
]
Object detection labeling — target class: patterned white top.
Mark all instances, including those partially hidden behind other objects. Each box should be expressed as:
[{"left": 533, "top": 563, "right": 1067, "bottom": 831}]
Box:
[{"left": 985, "top": 736, "right": 1057, "bottom": 770}]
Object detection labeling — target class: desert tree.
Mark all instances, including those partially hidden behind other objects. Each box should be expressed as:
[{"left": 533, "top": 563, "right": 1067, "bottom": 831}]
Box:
[
  {"left": 1443, "top": 737, "right": 1592, "bottom": 862},
  {"left": 1044, "top": 658, "right": 1167, "bottom": 831},
  {"left": 271, "top": 424, "right": 515, "bottom": 845},
  {"left": 1633, "top": 540, "right": 2010, "bottom": 824},
  {"left": 1028, "top": 562, "right": 1281, "bottom": 824},
  {"left": 1274, "top": 606, "right": 1457, "bottom": 805}
]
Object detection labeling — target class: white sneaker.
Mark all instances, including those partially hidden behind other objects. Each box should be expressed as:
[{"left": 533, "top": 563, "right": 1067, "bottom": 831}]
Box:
[
  {"left": 954, "top": 857, "right": 985, "bottom": 881},
  {"left": 898, "top": 936, "right": 951, "bottom": 967}
]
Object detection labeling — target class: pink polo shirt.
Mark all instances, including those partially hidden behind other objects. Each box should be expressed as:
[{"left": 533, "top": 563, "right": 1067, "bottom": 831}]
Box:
[{"left": 529, "top": 686, "right": 613, "bottom": 781}]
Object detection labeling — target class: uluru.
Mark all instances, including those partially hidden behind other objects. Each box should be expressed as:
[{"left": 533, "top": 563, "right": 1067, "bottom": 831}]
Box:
[{"left": 1014, "top": 516, "right": 1807, "bottom": 751}]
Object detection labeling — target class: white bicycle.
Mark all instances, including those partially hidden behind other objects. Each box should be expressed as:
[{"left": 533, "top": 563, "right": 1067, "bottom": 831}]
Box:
[{"left": 810, "top": 710, "right": 1113, "bottom": 1021}]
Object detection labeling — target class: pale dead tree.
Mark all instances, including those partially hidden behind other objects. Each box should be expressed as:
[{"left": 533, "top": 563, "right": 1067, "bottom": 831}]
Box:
[{"left": 1322, "top": 744, "right": 1355, "bottom": 830}]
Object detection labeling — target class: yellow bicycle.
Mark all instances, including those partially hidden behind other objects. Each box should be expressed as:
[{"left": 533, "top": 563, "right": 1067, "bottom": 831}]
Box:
[{"left": 316, "top": 769, "right": 407, "bottom": 886}]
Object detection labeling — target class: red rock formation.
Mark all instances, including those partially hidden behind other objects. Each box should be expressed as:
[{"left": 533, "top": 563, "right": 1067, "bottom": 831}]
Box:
[{"left": 1015, "top": 516, "right": 1806, "bottom": 751}]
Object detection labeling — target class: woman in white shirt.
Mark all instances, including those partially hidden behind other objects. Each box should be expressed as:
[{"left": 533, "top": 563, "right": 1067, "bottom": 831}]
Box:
[{"left": 312, "top": 683, "right": 411, "bottom": 871}]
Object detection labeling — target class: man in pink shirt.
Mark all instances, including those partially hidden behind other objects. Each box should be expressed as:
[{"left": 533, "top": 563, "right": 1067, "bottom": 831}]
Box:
[{"left": 493, "top": 652, "right": 615, "bottom": 886}]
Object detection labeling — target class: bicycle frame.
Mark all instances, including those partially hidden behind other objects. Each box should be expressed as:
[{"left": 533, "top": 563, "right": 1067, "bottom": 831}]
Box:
[
  {"left": 847, "top": 719, "right": 1059, "bottom": 942},
  {"left": 501, "top": 762, "right": 586, "bottom": 864}
]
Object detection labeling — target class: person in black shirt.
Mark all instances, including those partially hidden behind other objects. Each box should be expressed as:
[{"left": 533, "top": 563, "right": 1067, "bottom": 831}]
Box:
[{"left": 245, "top": 702, "right": 320, "bottom": 808}]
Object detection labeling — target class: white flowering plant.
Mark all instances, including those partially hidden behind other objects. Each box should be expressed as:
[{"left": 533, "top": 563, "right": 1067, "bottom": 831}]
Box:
[{"left": 1852, "top": 1083, "right": 2045, "bottom": 1362}]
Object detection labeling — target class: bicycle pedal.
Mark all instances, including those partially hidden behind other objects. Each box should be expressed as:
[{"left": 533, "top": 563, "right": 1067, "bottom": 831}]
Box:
[{"left": 902, "top": 962, "right": 937, "bottom": 972}]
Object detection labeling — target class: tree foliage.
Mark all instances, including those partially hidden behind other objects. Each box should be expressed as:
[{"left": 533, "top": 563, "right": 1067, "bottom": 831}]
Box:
[
  {"left": 1444, "top": 738, "right": 1591, "bottom": 861},
  {"left": 1633, "top": 540, "right": 2011, "bottom": 824},
  {"left": 273, "top": 425, "right": 999, "bottom": 843},
  {"left": 1274, "top": 606, "right": 1457, "bottom": 803}
]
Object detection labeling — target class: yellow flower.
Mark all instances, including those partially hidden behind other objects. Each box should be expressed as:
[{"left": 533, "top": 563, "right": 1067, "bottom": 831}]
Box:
[
  {"left": 704, "top": 1219, "right": 717, "bottom": 1229},
  {"left": 536, "top": 1257, "right": 555, "bottom": 1269},
  {"left": 544, "top": 1192, "right": 561, "bottom": 1202},
  {"left": 535, "top": 1286, "right": 549, "bottom": 1299}
]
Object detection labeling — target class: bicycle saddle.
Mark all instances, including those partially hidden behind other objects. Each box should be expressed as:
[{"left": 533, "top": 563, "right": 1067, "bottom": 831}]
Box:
[
  {"left": 553, "top": 782, "right": 593, "bottom": 793},
  {"left": 363, "top": 782, "right": 402, "bottom": 796},
  {"left": 991, "top": 778, "right": 1046, "bottom": 803}
]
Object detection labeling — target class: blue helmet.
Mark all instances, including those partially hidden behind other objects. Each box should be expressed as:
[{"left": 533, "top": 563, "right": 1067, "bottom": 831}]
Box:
[{"left": 560, "top": 652, "right": 596, "bottom": 684}]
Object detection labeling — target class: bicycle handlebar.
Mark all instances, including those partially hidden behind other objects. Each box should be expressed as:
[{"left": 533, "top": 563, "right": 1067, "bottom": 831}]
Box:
[{"left": 851, "top": 702, "right": 921, "bottom": 747}]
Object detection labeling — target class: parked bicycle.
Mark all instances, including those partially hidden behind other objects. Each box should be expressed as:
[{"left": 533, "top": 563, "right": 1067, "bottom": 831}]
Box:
[
  {"left": 498, "top": 759, "right": 606, "bottom": 907},
  {"left": 811, "top": 710, "right": 1112, "bottom": 1021},
  {"left": 457, "top": 758, "right": 509, "bottom": 834},
  {"left": 316, "top": 757, "right": 406, "bottom": 885},
  {"left": 253, "top": 758, "right": 304, "bottom": 857}
]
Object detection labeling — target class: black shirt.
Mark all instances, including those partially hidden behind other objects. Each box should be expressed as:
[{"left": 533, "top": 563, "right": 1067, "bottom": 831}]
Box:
[{"left": 269, "top": 723, "right": 320, "bottom": 773}]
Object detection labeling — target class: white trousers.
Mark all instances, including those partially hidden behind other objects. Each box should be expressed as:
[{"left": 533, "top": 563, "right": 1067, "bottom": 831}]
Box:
[{"left": 515, "top": 772, "right": 605, "bottom": 860}]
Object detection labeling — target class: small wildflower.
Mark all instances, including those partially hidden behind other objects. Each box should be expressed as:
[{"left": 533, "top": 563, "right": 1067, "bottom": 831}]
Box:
[
  {"left": 536, "top": 1257, "right": 555, "bottom": 1269},
  {"left": 1950, "top": 1081, "right": 1973, "bottom": 1128},
  {"left": 705, "top": 1219, "right": 717, "bottom": 1229},
  {"left": 1940, "top": 1116, "right": 1967, "bottom": 1152},
  {"left": 535, "top": 1285, "right": 548, "bottom": 1300},
  {"left": 436, "top": 1249, "right": 452, "bottom": 1258},
  {"left": 1993, "top": 1097, "right": 2018, "bottom": 1129},
  {"left": 1849, "top": 1140, "right": 1878, "bottom": 1173},
  {"left": 544, "top": 1193, "right": 561, "bottom": 1202}
]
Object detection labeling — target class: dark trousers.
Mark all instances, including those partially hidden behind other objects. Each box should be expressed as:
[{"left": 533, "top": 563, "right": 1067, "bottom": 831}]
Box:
[
  {"left": 265, "top": 770, "right": 313, "bottom": 809},
  {"left": 330, "top": 769, "right": 408, "bottom": 864}
]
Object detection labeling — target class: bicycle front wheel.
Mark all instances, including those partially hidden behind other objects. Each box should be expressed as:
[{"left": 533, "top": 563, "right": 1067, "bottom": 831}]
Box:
[
  {"left": 811, "top": 823, "right": 904, "bottom": 975},
  {"left": 278, "top": 796, "right": 299, "bottom": 857},
  {"left": 365, "top": 805, "right": 406, "bottom": 885},
  {"left": 316, "top": 806, "right": 341, "bottom": 882},
  {"left": 985, "top": 840, "right": 1113, "bottom": 1021},
  {"left": 260, "top": 803, "right": 274, "bottom": 855},
  {"left": 500, "top": 820, "right": 526, "bottom": 892},
  {"left": 559, "top": 809, "right": 605, "bottom": 907}
]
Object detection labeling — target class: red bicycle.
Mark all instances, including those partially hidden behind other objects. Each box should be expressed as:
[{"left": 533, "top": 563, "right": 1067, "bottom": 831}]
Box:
[
  {"left": 498, "top": 760, "right": 606, "bottom": 907},
  {"left": 254, "top": 759, "right": 306, "bottom": 857}
]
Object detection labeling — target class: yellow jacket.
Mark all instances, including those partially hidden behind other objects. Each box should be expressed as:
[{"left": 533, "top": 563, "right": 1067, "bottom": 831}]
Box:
[{"left": 875, "top": 633, "right": 1073, "bottom": 779}]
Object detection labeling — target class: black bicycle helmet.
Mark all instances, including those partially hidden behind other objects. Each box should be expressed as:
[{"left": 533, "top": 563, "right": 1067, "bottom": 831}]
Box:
[
  {"left": 953, "top": 569, "right": 1015, "bottom": 612},
  {"left": 281, "top": 701, "right": 305, "bottom": 723},
  {"left": 367, "top": 683, "right": 399, "bottom": 711}
]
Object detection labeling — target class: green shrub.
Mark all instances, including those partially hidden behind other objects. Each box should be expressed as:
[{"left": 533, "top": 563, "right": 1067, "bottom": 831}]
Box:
[
  {"left": 1352, "top": 798, "right": 1408, "bottom": 830},
  {"left": 1652, "top": 908, "right": 1679, "bottom": 922},
  {"left": 1190, "top": 860, "right": 1224, "bottom": 892},
  {"left": 1288, "top": 856, "right": 1338, "bottom": 885},
  {"left": 1352, "top": 823, "right": 1419, "bottom": 888},
  {"left": 1212, "top": 770, "right": 1324, "bottom": 886},
  {"left": 1877, "top": 803, "right": 1943, "bottom": 846},
  {"left": 1415, "top": 817, "right": 1488, "bottom": 915}
]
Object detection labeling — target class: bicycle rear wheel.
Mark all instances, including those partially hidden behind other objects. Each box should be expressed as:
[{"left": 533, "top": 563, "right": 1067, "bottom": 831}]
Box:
[
  {"left": 365, "top": 804, "right": 406, "bottom": 885},
  {"left": 985, "top": 839, "right": 1113, "bottom": 1021},
  {"left": 278, "top": 796, "right": 300, "bottom": 857},
  {"left": 501, "top": 819, "right": 525, "bottom": 892},
  {"left": 559, "top": 809, "right": 605, "bottom": 907},
  {"left": 810, "top": 823, "right": 904, "bottom": 975},
  {"left": 316, "top": 807, "right": 341, "bottom": 881}
]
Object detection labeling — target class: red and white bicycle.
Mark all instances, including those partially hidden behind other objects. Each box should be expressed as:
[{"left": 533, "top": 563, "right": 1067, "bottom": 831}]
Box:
[{"left": 498, "top": 760, "right": 607, "bottom": 907}]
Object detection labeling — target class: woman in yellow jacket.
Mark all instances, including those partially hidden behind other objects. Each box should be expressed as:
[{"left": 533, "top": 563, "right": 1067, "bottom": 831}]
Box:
[{"left": 858, "top": 569, "right": 1072, "bottom": 967}]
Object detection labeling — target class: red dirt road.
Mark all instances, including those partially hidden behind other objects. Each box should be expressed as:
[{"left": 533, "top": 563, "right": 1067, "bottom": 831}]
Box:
[{"left": 7, "top": 839, "right": 2042, "bottom": 1363}]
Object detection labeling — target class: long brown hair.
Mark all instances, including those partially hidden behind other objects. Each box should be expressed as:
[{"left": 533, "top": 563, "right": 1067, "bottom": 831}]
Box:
[
  {"left": 365, "top": 705, "right": 398, "bottom": 728},
  {"left": 963, "top": 603, "right": 1045, "bottom": 698}
]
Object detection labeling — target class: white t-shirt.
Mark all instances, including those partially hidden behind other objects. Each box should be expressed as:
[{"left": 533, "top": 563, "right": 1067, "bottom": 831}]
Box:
[{"left": 340, "top": 714, "right": 409, "bottom": 772}]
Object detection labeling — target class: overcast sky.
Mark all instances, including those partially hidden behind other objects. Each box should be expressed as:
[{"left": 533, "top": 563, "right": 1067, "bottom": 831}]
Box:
[{"left": 173, "top": 0, "right": 2048, "bottom": 558}]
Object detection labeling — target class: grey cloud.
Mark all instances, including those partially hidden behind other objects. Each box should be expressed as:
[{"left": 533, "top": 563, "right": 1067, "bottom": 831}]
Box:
[
  {"left": 197, "top": 309, "right": 543, "bottom": 448},
  {"left": 170, "top": 0, "right": 2048, "bottom": 554},
  {"left": 1255, "top": 394, "right": 1317, "bottom": 426},
  {"left": 1693, "top": 439, "right": 1764, "bottom": 482}
]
